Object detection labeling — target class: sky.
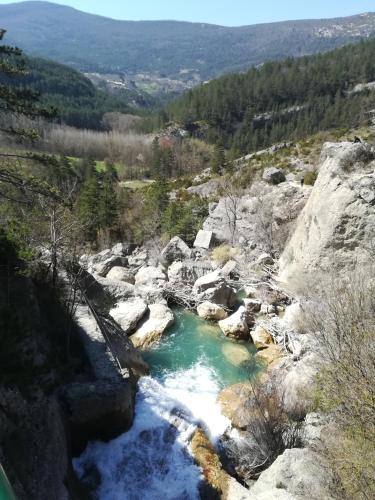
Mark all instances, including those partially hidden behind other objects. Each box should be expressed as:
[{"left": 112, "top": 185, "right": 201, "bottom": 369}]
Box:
[{"left": 1, "top": 0, "right": 375, "bottom": 26}]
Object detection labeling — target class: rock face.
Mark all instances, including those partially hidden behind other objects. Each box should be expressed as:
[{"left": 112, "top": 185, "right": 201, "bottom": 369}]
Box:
[
  {"left": 130, "top": 303, "right": 174, "bottom": 349},
  {"left": 197, "top": 301, "right": 228, "bottom": 321},
  {"left": 106, "top": 266, "right": 135, "bottom": 284},
  {"left": 109, "top": 298, "right": 148, "bottom": 334},
  {"left": 0, "top": 389, "right": 76, "bottom": 500},
  {"left": 59, "top": 380, "right": 136, "bottom": 456},
  {"left": 249, "top": 448, "right": 334, "bottom": 500},
  {"left": 279, "top": 142, "right": 375, "bottom": 285},
  {"left": 219, "top": 306, "right": 249, "bottom": 340},
  {"left": 217, "top": 383, "right": 257, "bottom": 429},
  {"left": 262, "top": 167, "right": 286, "bottom": 184},
  {"left": 203, "top": 181, "right": 308, "bottom": 247},
  {"left": 161, "top": 236, "right": 192, "bottom": 264}
]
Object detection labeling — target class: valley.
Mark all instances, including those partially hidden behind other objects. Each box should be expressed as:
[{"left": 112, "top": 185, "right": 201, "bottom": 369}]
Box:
[{"left": 0, "top": 3, "right": 374, "bottom": 500}]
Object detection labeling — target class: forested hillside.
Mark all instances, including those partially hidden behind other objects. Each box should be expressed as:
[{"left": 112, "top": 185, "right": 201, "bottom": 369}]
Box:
[
  {"left": 167, "top": 38, "right": 375, "bottom": 154},
  {"left": 1, "top": 56, "right": 142, "bottom": 129},
  {"left": 2, "top": 1, "right": 375, "bottom": 84}
]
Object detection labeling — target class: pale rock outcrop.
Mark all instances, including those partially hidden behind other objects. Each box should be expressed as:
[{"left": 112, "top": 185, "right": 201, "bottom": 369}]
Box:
[
  {"left": 203, "top": 181, "right": 308, "bottom": 247},
  {"left": 281, "top": 352, "right": 317, "bottom": 419},
  {"left": 106, "top": 266, "right": 135, "bottom": 284},
  {"left": 109, "top": 298, "right": 148, "bottom": 334},
  {"left": 249, "top": 448, "right": 334, "bottom": 500},
  {"left": 161, "top": 236, "right": 192, "bottom": 264},
  {"left": 219, "top": 306, "right": 249, "bottom": 340},
  {"left": 130, "top": 303, "right": 174, "bottom": 349},
  {"left": 279, "top": 142, "right": 375, "bottom": 285},
  {"left": 187, "top": 179, "right": 219, "bottom": 198},
  {"left": 262, "top": 167, "right": 286, "bottom": 184},
  {"left": 250, "top": 325, "right": 273, "bottom": 349},
  {"left": 197, "top": 301, "right": 228, "bottom": 321}
]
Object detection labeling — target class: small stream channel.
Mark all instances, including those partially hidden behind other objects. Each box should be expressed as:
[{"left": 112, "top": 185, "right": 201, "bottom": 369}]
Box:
[{"left": 74, "top": 308, "right": 261, "bottom": 499}]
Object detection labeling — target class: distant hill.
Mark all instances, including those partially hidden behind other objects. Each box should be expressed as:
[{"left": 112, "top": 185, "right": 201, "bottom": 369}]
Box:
[
  {"left": 166, "top": 38, "right": 375, "bottom": 154},
  {"left": 1, "top": 1, "right": 375, "bottom": 88},
  {"left": 1, "top": 55, "right": 142, "bottom": 129}
]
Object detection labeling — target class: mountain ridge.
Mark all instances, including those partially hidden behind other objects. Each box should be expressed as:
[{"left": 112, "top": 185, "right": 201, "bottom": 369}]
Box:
[{"left": 2, "top": 1, "right": 375, "bottom": 88}]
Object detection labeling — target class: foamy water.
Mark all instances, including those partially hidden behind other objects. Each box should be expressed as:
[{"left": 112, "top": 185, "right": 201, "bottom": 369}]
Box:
[{"left": 73, "top": 363, "right": 231, "bottom": 500}]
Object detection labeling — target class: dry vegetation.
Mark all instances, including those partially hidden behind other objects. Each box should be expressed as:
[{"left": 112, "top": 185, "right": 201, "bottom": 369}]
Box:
[{"left": 301, "top": 267, "right": 375, "bottom": 499}]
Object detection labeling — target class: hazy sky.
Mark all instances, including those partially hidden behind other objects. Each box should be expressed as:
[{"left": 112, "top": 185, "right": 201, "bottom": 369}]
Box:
[{"left": 1, "top": 0, "right": 375, "bottom": 25}]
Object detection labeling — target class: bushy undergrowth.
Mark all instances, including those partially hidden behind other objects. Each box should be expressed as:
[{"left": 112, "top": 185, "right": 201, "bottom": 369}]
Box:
[{"left": 302, "top": 268, "right": 375, "bottom": 499}]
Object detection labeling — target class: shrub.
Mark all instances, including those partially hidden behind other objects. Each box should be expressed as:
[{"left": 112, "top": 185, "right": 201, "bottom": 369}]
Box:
[
  {"left": 303, "top": 170, "right": 318, "bottom": 186},
  {"left": 211, "top": 245, "right": 239, "bottom": 265},
  {"left": 302, "top": 268, "right": 375, "bottom": 499}
]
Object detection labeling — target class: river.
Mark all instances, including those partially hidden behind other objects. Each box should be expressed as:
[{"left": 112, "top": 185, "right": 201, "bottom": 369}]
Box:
[{"left": 73, "top": 309, "right": 260, "bottom": 499}]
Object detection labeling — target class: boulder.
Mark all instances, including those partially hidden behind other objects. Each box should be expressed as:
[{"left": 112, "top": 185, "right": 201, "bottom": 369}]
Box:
[
  {"left": 135, "top": 266, "right": 166, "bottom": 285},
  {"left": 250, "top": 325, "right": 273, "bottom": 349},
  {"left": 106, "top": 266, "right": 135, "bottom": 284},
  {"left": 95, "top": 276, "right": 135, "bottom": 302},
  {"left": 279, "top": 142, "right": 375, "bottom": 285},
  {"left": 221, "top": 344, "right": 251, "bottom": 366},
  {"left": 200, "top": 283, "right": 236, "bottom": 308},
  {"left": 256, "top": 344, "right": 283, "bottom": 366},
  {"left": 130, "top": 303, "right": 174, "bottom": 349},
  {"left": 217, "top": 383, "right": 257, "bottom": 429},
  {"left": 194, "top": 229, "right": 214, "bottom": 249},
  {"left": 220, "top": 259, "right": 237, "bottom": 277},
  {"left": 168, "top": 260, "right": 212, "bottom": 285},
  {"left": 128, "top": 248, "right": 148, "bottom": 268},
  {"left": 263, "top": 167, "right": 286, "bottom": 185},
  {"left": 109, "top": 298, "right": 148, "bottom": 334},
  {"left": 219, "top": 306, "right": 249, "bottom": 340},
  {"left": 93, "top": 255, "right": 127, "bottom": 277},
  {"left": 193, "top": 270, "right": 223, "bottom": 294},
  {"left": 197, "top": 301, "right": 228, "bottom": 321},
  {"left": 161, "top": 236, "right": 192, "bottom": 264},
  {"left": 262, "top": 167, "right": 286, "bottom": 185},
  {"left": 249, "top": 448, "right": 334, "bottom": 500},
  {"left": 111, "top": 242, "right": 133, "bottom": 256}
]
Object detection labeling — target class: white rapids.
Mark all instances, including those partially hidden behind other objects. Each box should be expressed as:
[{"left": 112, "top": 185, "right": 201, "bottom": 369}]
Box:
[{"left": 73, "top": 363, "right": 231, "bottom": 500}]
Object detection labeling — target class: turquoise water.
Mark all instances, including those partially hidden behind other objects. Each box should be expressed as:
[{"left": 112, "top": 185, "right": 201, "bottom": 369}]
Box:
[
  {"left": 143, "top": 308, "right": 260, "bottom": 387},
  {"left": 74, "top": 308, "right": 261, "bottom": 499}
]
